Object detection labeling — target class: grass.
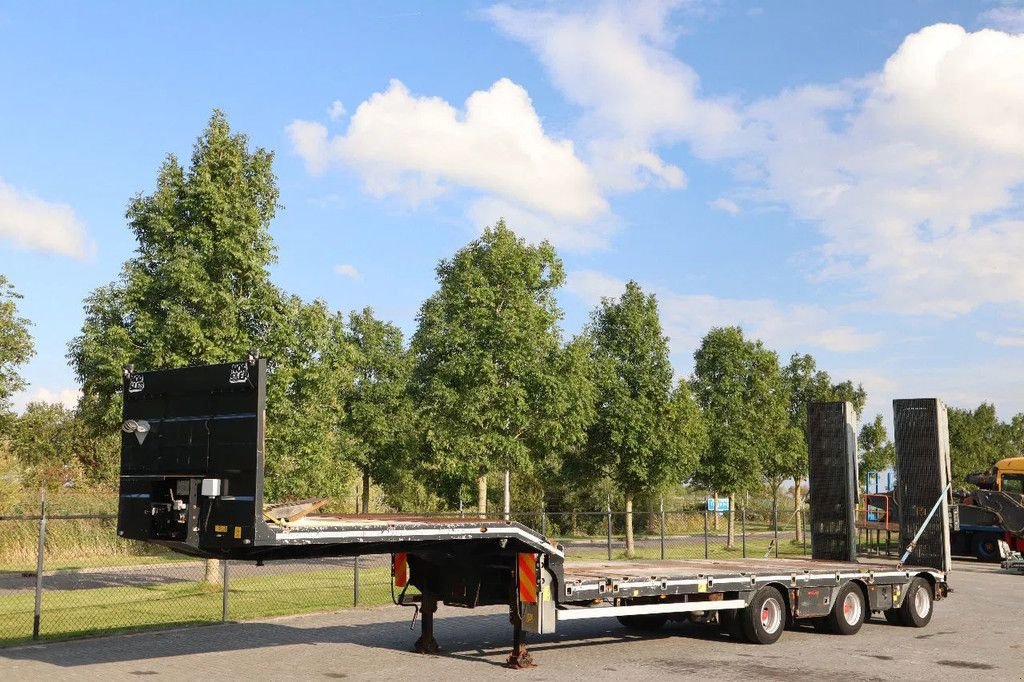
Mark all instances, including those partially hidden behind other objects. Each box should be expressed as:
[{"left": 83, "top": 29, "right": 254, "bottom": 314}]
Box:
[
  {"left": 0, "top": 515, "right": 181, "bottom": 573},
  {"left": 0, "top": 566, "right": 396, "bottom": 646}
]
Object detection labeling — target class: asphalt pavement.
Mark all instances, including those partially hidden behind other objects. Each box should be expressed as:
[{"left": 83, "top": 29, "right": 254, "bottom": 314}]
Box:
[{"left": 1, "top": 559, "right": 1021, "bottom": 681}]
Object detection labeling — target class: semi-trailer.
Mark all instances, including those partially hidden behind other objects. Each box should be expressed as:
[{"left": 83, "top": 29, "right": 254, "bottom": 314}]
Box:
[{"left": 116, "top": 359, "right": 951, "bottom": 668}]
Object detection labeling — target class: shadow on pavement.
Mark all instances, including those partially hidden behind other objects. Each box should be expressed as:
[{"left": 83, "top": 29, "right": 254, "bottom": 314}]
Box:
[{"left": 0, "top": 609, "right": 751, "bottom": 670}]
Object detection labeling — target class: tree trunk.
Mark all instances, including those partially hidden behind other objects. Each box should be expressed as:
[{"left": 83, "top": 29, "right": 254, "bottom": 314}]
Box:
[
  {"left": 204, "top": 558, "right": 223, "bottom": 586},
  {"left": 503, "top": 469, "right": 511, "bottom": 521},
  {"left": 727, "top": 495, "right": 735, "bottom": 549},
  {"left": 477, "top": 471, "right": 488, "bottom": 519},
  {"left": 624, "top": 493, "right": 635, "bottom": 557},
  {"left": 712, "top": 491, "right": 719, "bottom": 531},
  {"left": 794, "top": 479, "right": 804, "bottom": 543},
  {"left": 361, "top": 469, "right": 370, "bottom": 514}
]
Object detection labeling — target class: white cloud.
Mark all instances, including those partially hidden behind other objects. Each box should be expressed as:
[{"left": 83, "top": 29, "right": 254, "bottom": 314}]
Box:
[
  {"left": 733, "top": 24, "right": 1024, "bottom": 316},
  {"left": 287, "top": 78, "right": 609, "bottom": 248},
  {"left": 488, "top": 2, "right": 740, "bottom": 193},
  {"left": 328, "top": 100, "right": 347, "bottom": 120},
  {"left": 467, "top": 197, "right": 617, "bottom": 251},
  {"left": 709, "top": 197, "right": 740, "bottom": 215},
  {"left": 13, "top": 386, "right": 81, "bottom": 412},
  {"left": 977, "top": 329, "right": 1024, "bottom": 347},
  {"left": 567, "top": 269, "right": 881, "bottom": 354},
  {"left": 978, "top": 5, "right": 1024, "bottom": 33},
  {"left": 0, "top": 179, "right": 90, "bottom": 259},
  {"left": 334, "top": 263, "right": 360, "bottom": 280},
  {"left": 493, "top": 8, "right": 1024, "bottom": 317}
]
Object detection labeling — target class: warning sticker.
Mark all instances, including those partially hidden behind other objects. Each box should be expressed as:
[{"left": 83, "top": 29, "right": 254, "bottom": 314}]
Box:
[{"left": 234, "top": 526, "right": 242, "bottom": 539}]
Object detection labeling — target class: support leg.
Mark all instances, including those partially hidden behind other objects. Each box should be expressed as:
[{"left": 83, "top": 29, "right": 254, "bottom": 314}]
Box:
[
  {"left": 506, "top": 609, "right": 535, "bottom": 669},
  {"left": 414, "top": 593, "right": 440, "bottom": 654}
]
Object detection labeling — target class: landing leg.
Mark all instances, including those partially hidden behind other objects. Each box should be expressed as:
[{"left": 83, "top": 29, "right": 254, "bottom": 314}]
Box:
[
  {"left": 506, "top": 609, "right": 535, "bottom": 669},
  {"left": 414, "top": 593, "right": 440, "bottom": 654}
]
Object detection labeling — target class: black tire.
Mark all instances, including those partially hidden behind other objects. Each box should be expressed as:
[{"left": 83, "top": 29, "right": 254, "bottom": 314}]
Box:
[
  {"left": 882, "top": 609, "right": 902, "bottom": 625},
  {"left": 827, "top": 583, "right": 866, "bottom": 635},
  {"left": 740, "top": 586, "right": 787, "bottom": 645},
  {"left": 617, "top": 614, "right": 668, "bottom": 630},
  {"left": 897, "top": 577, "right": 933, "bottom": 628},
  {"left": 719, "top": 609, "right": 745, "bottom": 641},
  {"left": 974, "top": 533, "right": 1002, "bottom": 562}
]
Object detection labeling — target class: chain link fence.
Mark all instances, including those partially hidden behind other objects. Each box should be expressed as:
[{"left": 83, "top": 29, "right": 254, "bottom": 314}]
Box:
[
  {"left": 0, "top": 511, "right": 394, "bottom": 646},
  {"left": 1, "top": 495, "right": 899, "bottom": 647}
]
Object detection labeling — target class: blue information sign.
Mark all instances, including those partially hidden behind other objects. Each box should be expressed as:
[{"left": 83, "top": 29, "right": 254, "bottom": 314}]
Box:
[{"left": 707, "top": 497, "right": 731, "bottom": 512}]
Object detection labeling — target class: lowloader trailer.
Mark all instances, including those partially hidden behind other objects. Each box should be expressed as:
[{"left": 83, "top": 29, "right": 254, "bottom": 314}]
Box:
[{"left": 117, "top": 360, "right": 950, "bottom": 668}]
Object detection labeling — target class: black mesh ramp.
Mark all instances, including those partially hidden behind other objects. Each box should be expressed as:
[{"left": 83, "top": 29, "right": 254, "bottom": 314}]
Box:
[
  {"left": 807, "top": 402, "right": 858, "bottom": 562},
  {"left": 893, "top": 398, "right": 952, "bottom": 572}
]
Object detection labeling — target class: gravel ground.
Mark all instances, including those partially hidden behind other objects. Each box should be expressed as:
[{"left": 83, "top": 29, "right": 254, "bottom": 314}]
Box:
[{"left": 1, "top": 558, "right": 1021, "bottom": 681}]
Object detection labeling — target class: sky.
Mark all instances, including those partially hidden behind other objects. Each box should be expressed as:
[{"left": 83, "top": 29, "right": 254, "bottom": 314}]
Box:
[{"left": 1, "top": 0, "right": 1023, "bottom": 433}]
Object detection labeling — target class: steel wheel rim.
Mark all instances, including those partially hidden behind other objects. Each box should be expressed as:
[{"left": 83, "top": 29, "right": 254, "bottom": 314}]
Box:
[
  {"left": 914, "top": 587, "right": 931, "bottom": 617},
  {"left": 760, "top": 597, "right": 782, "bottom": 633},
  {"left": 842, "top": 591, "right": 862, "bottom": 624}
]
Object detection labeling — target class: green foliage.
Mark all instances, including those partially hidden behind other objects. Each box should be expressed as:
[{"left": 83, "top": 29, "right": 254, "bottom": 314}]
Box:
[
  {"left": 7, "top": 402, "right": 119, "bottom": 488},
  {"left": 1008, "top": 413, "right": 1024, "bottom": 457},
  {"left": 67, "top": 111, "right": 354, "bottom": 501},
  {"left": 0, "top": 441, "right": 20, "bottom": 513},
  {"left": 340, "top": 307, "right": 417, "bottom": 507},
  {"left": 947, "top": 403, "right": 1013, "bottom": 486},
  {"left": 586, "top": 281, "right": 695, "bottom": 496},
  {"left": 858, "top": 413, "right": 895, "bottom": 480},
  {"left": 0, "top": 276, "right": 34, "bottom": 433},
  {"left": 690, "top": 326, "right": 790, "bottom": 496},
  {"left": 262, "top": 299, "right": 354, "bottom": 502},
  {"left": 411, "top": 221, "right": 592, "bottom": 495}
]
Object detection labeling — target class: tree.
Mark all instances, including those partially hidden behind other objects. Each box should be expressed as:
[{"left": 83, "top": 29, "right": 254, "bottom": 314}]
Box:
[
  {"left": 341, "top": 308, "right": 417, "bottom": 513},
  {"left": 10, "top": 402, "right": 85, "bottom": 488},
  {"left": 411, "top": 221, "right": 591, "bottom": 517},
  {"left": 947, "top": 403, "right": 1012, "bottom": 486},
  {"left": 0, "top": 275, "right": 34, "bottom": 434},
  {"left": 67, "top": 111, "right": 353, "bottom": 582},
  {"left": 858, "top": 414, "right": 895, "bottom": 486},
  {"left": 781, "top": 353, "right": 866, "bottom": 541},
  {"left": 1008, "top": 413, "right": 1024, "bottom": 458},
  {"left": 690, "top": 327, "right": 790, "bottom": 548},
  {"left": 587, "top": 282, "right": 699, "bottom": 555}
]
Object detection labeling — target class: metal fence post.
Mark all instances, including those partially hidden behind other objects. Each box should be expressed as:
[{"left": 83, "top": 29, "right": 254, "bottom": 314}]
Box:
[
  {"left": 659, "top": 496, "right": 665, "bottom": 560},
  {"left": 703, "top": 506, "right": 709, "bottom": 560},
  {"left": 222, "top": 560, "right": 230, "bottom": 622},
  {"left": 32, "top": 486, "right": 46, "bottom": 641},
  {"left": 741, "top": 503, "right": 747, "bottom": 559},
  {"left": 606, "top": 496, "right": 612, "bottom": 561},
  {"left": 353, "top": 556, "right": 360, "bottom": 607},
  {"left": 540, "top": 500, "right": 546, "bottom": 538}
]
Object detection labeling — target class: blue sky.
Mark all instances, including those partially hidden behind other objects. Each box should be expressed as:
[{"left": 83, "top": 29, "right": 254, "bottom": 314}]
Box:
[{"left": 2, "top": 1, "right": 1023, "bottom": 432}]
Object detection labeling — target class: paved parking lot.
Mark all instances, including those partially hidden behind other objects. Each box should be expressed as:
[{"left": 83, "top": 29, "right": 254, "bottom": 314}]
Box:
[{"left": 1, "top": 559, "right": 1021, "bottom": 681}]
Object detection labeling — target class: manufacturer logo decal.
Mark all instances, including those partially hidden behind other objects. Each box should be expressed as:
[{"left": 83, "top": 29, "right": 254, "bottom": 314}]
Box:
[
  {"left": 229, "top": 362, "right": 249, "bottom": 384},
  {"left": 128, "top": 374, "right": 145, "bottom": 393}
]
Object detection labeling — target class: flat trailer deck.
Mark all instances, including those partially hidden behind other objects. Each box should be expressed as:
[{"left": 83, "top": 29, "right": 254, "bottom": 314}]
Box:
[{"left": 115, "top": 360, "right": 952, "bottom": 668}]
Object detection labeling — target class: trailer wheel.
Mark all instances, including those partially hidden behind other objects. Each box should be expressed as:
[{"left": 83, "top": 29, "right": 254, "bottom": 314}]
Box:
[
  {"left": 617, "top": 614, "right": 668, "bottom": 630},
  {"left": 882, "top": 609, "right": 901, "bottom": 625},
  {"left": 719, "top": 609, "right": 745, "bottom": 641},
  {"left": 826, "top": 583, "right": 865, "bottom": 635},
  {"left": 897, "top": 577, "right": 933, "bottom": 627},
  {"left": 740, "top": 586, "right": 786, "bottom": 645},
  {"left": 974, "top": 533, "right": 1002, "bottom": 562}
]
